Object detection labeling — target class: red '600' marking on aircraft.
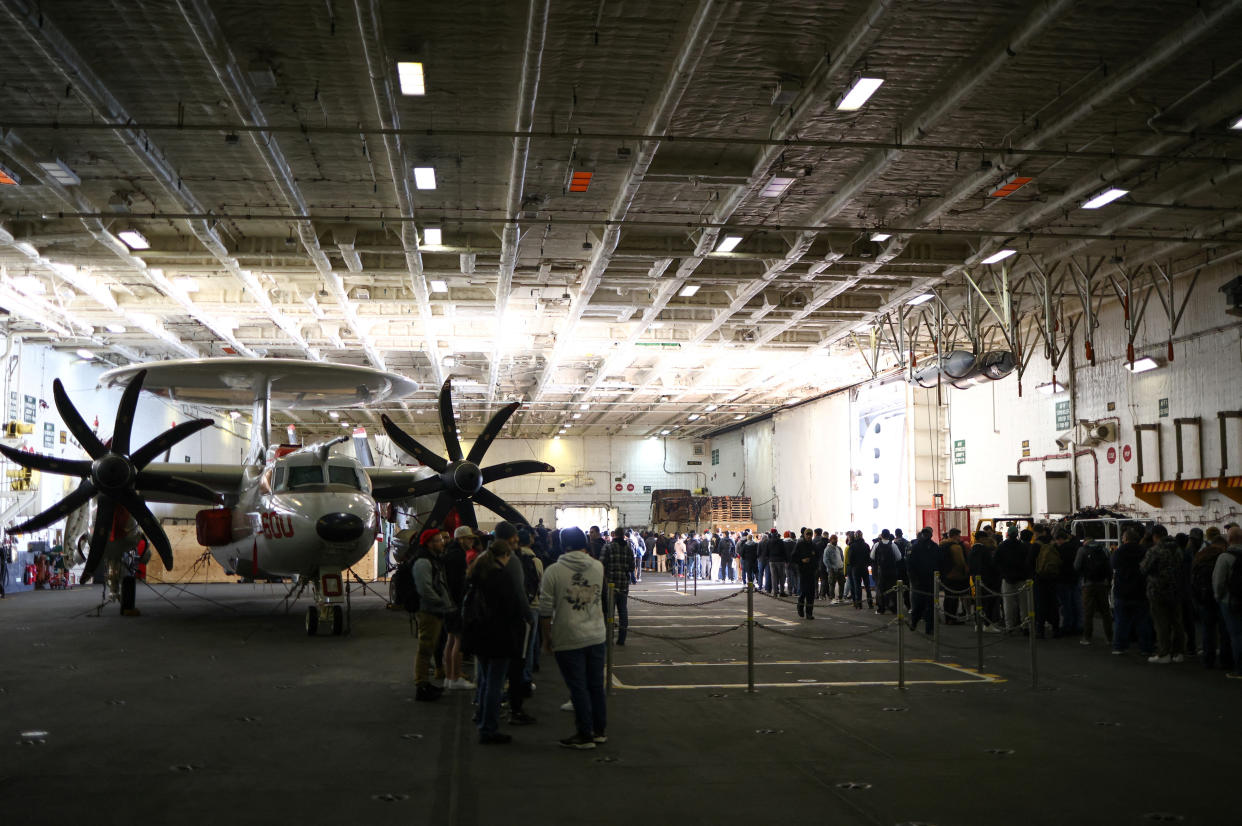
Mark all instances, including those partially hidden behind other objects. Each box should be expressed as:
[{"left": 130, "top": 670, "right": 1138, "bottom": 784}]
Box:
[{"left": 261, "top": 513, "right": 295, "bottom": 539}]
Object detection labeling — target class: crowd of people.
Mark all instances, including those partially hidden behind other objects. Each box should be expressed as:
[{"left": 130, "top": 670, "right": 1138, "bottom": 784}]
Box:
[{"left": 399, "top": 515, "right": 1242, "bottom": 748}]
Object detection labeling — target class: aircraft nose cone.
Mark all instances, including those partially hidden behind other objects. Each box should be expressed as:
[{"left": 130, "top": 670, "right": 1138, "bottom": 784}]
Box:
[{"left": 316, "top": 512, "right": 366, "bottom": 542}]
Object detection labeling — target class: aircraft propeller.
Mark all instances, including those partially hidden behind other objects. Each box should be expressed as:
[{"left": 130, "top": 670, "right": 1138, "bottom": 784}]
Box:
[
  {"left": 2, "top": 370, "right": 220, "bottom": 580},
  {"left": 374, "top": 378, "right": 553, "bottom": 529}
]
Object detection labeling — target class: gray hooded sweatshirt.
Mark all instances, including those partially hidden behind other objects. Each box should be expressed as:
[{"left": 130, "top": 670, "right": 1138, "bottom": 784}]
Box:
[{"left": 537, "top": 550, "right": 606, "bottom": 652}]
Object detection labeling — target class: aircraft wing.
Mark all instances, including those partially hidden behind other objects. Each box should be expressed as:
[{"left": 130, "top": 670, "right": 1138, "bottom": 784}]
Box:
[
  {"left": 136, "top": 463, "right": 249, "bottom": 504},
  {"left": 364, "top": 465, "right": 437, "bottom": 500}
]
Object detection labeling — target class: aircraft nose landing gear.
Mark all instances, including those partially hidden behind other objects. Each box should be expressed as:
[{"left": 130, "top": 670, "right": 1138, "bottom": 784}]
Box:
[{"left": 305, "top": 604, "right": 346, "bottom": 636}]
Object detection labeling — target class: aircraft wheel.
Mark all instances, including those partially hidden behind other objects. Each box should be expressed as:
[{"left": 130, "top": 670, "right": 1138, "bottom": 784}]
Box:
[
  {"left": 331, "top": 605, "right": 344, "bottom": 636},
  {"left": 305, "top": 605, "right": 319, "bottom": 636}
]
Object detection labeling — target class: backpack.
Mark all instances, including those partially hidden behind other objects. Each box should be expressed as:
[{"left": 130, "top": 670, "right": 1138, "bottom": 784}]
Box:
[
  {"left": 518, "top": 552, "right": 540, "bottom": 603},
  {"left": 1035, "top": 544, "right": 1061, "bottom": 578},
  {"left": 1191, "top": 553, "right": 1218, "bottom": 605},
  {"left": 1227, "top": 550, "right": 1242, "bottom": 609},
  {"left": 876, "top": 542, "right": 898, "bottom": 578},
  {"left": 461, "top": 581, "right": 488, "bottom": 633},
  {"left": 1146, "top": 545, "right": 1182, "bottom": 603},
  {"left": 1083, "top": 544, "right": 1111, "bottom": 582},
  {"left": 392, "top": 557, "right": 420, "bottom": 613}
]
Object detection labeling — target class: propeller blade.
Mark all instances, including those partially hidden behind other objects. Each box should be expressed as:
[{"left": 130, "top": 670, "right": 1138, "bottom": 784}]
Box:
[
  {"left": 421, "top": 492, "right": 457, "bottom": 532},
  {"left": 380, "top": 415, "right": 448, "bottom": 472},
  {"left": 135, "top": 472, "right": 222, "bottom": 505},
  {"left": 130, "top": 419, "right": 214, "bottom": 469},
  {"left": 456, "top": 500, "right": 478, "bottom": 530},
  {"left": 474, "top": 487, "right": 530, "bottom": 527},
  {"left": 53, "top": 378, "right": 106, "bottom": 459},
  {"left": 82, "top": 496, "right": 116, "bottom": 581},
  {"left": 467, "top": 401, "right": 520, "bottom": 465},
  {"left": 438, "top": 379, "right": 463, "bottom": 462},
  {"left": 372, "top": 475, "right": 444, "bottom": 502},
  {"left": 6, "top": 480, "right": 96, "bottom": 534},
  {"left": 115, "top": 490, "right": 174, "bottom": 571},
  {"left": 110, "top": 368, "right": 146, "bottom": 455},
  {"left": 481, "top": 460, "right": 555, "bottom": 485},
  {"left": 0, "top": 443, "right": 89, "bottom": 477}
]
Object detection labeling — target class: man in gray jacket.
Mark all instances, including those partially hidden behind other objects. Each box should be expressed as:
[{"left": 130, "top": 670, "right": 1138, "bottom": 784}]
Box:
[
  {"left": 1214, "top": 526, "right": 1242, "bottom": 680},
  {"left": 413, "top": 528, "right": 454, "bottom": 701}
]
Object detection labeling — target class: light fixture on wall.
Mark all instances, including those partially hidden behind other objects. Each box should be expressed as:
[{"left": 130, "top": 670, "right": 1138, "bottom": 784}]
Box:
[
  {"left": 1036, "top": 379, "right": 1065, "bottom": 395},
  {"left": 1124, "top": 356, "right": 1161, "bottom": 373}
]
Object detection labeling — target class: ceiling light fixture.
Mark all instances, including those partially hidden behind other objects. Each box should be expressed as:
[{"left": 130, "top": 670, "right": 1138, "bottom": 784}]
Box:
[
  {"left": 704, "top": 404, "right": 718, "bottom": 411},
  {"left": 396, "top": 61, "right": 425, "bottom": 95},
  {"left": 908, "top": 293, "right": 935, "bottom": 306},
  {"left": 1231, "top": 115, "right": 1242, "bottom": 130},
  {"left": 553, "top": 435, "right": 561, "bottom": 441},
  {"left": 413, "top": 166, "right": 437, "bottom": 190},
  {"left": 870, "top": 232, "right": 891, "bottom": 242},
  {"left": 715, "top": 235, "right": 743, "bottom": 253},
  {"left": 430, "top": 279, "right": 449, "bottom": 293},
  {"left": 836, "top": 76, "right": 884, "bottom": 111},
  {"left": 572, "top": 413, "right": 581, "bottom": 419},
  {"left": 228, "top": 410, "right": 241, "bottom": 419},
  {"left": 105, "top": 323, "right": 126, "bottom": 334},
  {"left": 580, "top": 404, "right": 589, "bottom": 411},
  {"left": 423, "top": 226, "right": 442, "bottom": 246},
  {"left": 1036, "top": 379, "right": 1065, "bottom": 395},
  {"left": 660, "top": 429, "right": 671, "bottom": 435},
  {"left": 679, "top": 284, "right": 700, "bottom": 297},
  {"left": 688, "top": 413, "right": 700, "bottom": 421},
  {"left": 760, "top": 175, "right": 796, "bottom": 198},
  {"left": 118, "top": 230, "right": 149, "bottom": 250},
  {"left": 38, "top": 159, "right": 80, "bottom": 186},
  {"left": 75, "top": 349, "right": 94, "bottom": 360},
  {"left": 734, "top": 414, "right": 745, "bottom": 420},
  {"left": 989, "top": 175, "right": 1034, "bottom": 198},
  {"left": 1081, "top": 188, "right": 1128, "bottom": 209},
  {"left": 980, "top": 249, "right": 1016, "bottom": 265},
  {"left": 328, "top": 411, "right": 340, "bottom": 419},
  {"left": 1124, "top": 356, "right": 1160, "bottom": 373}
]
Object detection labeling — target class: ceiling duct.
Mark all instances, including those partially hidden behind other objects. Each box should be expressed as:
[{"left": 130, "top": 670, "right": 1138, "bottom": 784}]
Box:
[{"left": 911, "top": 350, "right": 1014, "bottom": 389}]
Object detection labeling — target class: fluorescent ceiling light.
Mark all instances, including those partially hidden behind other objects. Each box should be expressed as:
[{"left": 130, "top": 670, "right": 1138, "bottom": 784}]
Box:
[
  {"left": 75, "top": 349, "right": 94, "bottom": 360},
  {"left": 734, "top": 414, "right": 745, "bottom": 420},
  {"left": 836, "top": 77, "right": 884, "bottom": 111},
  {"left": 11, "top": 276, "right": 45, "bottom": 295},
  {"left": 430, "top": 279, "right": 448, "bottom": 293},
  {"left": 105, "top": 323, "right": 126, "bottom": 334},
  {"left": 396, "top": 62, "right": 426, "bottom": 95},
  {"left": 704, "top": 404, "right": 718, "bottom": 411},
  {"left": 579, "top": 404, "right": 589, "bottom": 411},
  {"left": 38, "top": 159, "right": 80, "bottom": 186},
  {"left": 228, "top": 410, "right": 241, "bottom": 419},
  {"left": 688, "top": 413, "right": 700, "bottom": 421},
  {"left": 907, "top": 293, "right": 935, "bottom": 306},
  {"left": 563, "top": 423, "right": 572, "bottom": 429},
  {"left": 423, "top": 227, "right": 442, "bottom": 246},
  {"left": 870, "top": 232, "right": 891, "bottom": 242},
  {"left": 1232, "top": 115, "right": 1242, "bottom": 130},
  {"left": 572, "top": 413, "right": 581, "bottom": 419},
  {"left": 660, "top": 429, "right": 671, "bottom": 435},
  {"left": 340, "top": 422, "right": 350, "bottom": 428},
  {"left": 14, "top": 241, "right": 38, "bottom": 257},
  {"left": 760, "top": 175, "right": 796, "bottom": 198},
  {"left": 1036, "top": 380, "right": 1064, "bottom": 395},
  {"left": 715, "top": 235, "right": 743, "bottom": 253},
  {"left": 1081, "top": 188, "right": 1128, "bottom": 209},
  {"left": 980, "top": 249, "right": 1016, "bottom": 265},
  {"left": 328, "top": 411, "right": 340, "bottom": 419},
  {"left": 118, "top": 230, "right": 149, "bottom": 250},
  {"left": 413, "top": 166, "right": 437, "bottom": 190},
  {"left": 173, "top": 276, "right": 199, "bottom": 292},
  {"left": 679, "top": 284, "right": 700, "bottom": 297},
  {"left": 1124, "top": 356, "right": 1160, "bottom": 373},
  {"left": 553, "top": 435, "right": 561, "bottom": 441}
]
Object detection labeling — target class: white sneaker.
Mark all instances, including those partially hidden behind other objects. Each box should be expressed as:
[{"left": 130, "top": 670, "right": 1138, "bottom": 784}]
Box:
[
  {"left": 560, "top": 700, "right": 574, "bottom": 711},
  {"left": 430, "top": 677, "right": 446, "bottom": 689},
  {"left": 1171, "top": 654, "right": 1184, "bottom": 663},
  {"left": 1147, "top": 655, "right": 1171, "bottom": 664},
  {"left": 448, "top": 678, "right": 476, "bottom": 690}
]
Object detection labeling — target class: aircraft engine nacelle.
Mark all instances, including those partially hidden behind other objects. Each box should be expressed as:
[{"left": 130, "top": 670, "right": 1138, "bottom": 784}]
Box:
[{"left": 196, "top": 508, "right": 234, "bottom": 547}]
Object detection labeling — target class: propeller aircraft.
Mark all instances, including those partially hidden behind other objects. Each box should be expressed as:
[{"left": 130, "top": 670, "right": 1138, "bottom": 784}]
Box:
[{"left": 1, "top": 358, "right": 554, "bottom": 634}]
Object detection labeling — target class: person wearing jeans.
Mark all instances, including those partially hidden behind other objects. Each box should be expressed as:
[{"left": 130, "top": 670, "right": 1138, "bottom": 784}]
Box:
[
  {"left": 1213, "top": 529, "right": 1242, "bottom": 678},
  {"left": 603, "top": 528, "right": 633, "bottom": 646},
  {"left": 539, "top": 526, "right": 608, "bottom": 749}
]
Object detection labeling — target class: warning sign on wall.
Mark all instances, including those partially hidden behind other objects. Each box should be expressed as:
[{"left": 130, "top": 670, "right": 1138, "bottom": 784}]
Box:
[
  {"left": 1021, "top": 439, "right": 1030, "bottom": 458},
  {"left": 1107, "top": 446, "right": 1117, "bottom": 464},
  {"left": 614, "top": 483, "right": 623, "bottom": 491},
  {"left": 1123, "top": 445, "right": 1132, "bottom": 463},
  {"left": 953, "top": 439, "right": 966, "bottom": 465}
]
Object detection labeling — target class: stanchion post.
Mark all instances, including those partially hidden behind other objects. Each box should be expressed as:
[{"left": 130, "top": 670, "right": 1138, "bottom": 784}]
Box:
[
  {"left": 747, "top": 582, "right": 755, "bottom": 694},
  {"left": 606, "top": 583, "right": 615, "bottom": 696},
  {"left": 1026, "top": 579, "right": 1037, "bottom": 689},
  {"left": 693, "top": 555, "right": 698, "bottom": 596},
  {"left": 897, "top": 582, "right": 906, "bottom": 690},
  {"left": 973, "top": 575, "right": 984, "bottom": 672},
  {"left": 932, "top": 571, "right": 941, "bottom": 660}
]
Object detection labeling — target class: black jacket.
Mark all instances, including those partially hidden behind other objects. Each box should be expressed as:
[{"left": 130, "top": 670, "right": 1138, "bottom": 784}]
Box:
[
  {"left": 873, "top": 540, "right": 900, "bottom": 581},
  {"left": 1112, "top": 541, "right": 1148, "bottom": 602},
  {"left": 968, "top": 542, "right": 1000, "bottom": 584},
  {"left": 442, "top": 540, "right": 469, "bottom": 605},
  {"left": 1057, "top": 537, "right": 1081, "bottom": 585},
  {"left": 740, "top": 538, "right": 758, "bottom": 564},
  {"left": 717, "top": 536, "right": 736, "bottom": 560},
  {"left": 462, "top": 559, "right": 527, "bottom": 659},
  {"left": 907, "top": 537, "right": 940, "bottom": 588},
  {"left": 848, "top": 537, "right": 871, "bottom": 571},
  {"left": 768, "top": 536, "right": 789, "bottom": 563},
  {"left": 994, "top": 539, "right": 1030, "bottom": 583},
  {"left": 791, "top": 539, "right": 818, "bottom": 578}
]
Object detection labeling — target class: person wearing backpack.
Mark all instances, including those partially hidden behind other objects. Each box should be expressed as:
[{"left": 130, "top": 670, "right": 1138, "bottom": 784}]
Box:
[
  {"left": 938, "top": 529, "right": 969, "bottom": 623},
  {"left": 872, "top": 530, "right": 900, "bottom": 615},
  {"left": 462, "top": 531, "right": 528, "bottom": 745},
  {"left": 1193, "top": 534, "right": 1234, "bottom": 670},
  {"left": 603, "top": 528, "right": 634, "bottom": 646},
  {"left": 1032, "top": 530, "right": 1062, "bottom": 639},
  {"left": 1074, "top": 540, "right": 1113, "bottom": 645},
  {"left": 1212, "top": 526, "right": 1242, "bottom": 679},
  {"left": 1112, "top": 528, "right": 1155, "bottom": 656},
  {"left": 848, "top": 529, "right": 874, "bottom": 609},
  {"left": 995, "top": 527, "right": 1031, "bottom": 633},
  {"left": 968, "top": 530, "right": 1001, "bottom": 626},
  {"left": 1053, "top": 529, "right": 1084, "bottom": 637},
  {"left": 1140, "top": 525, "right": 1187, "bottom": 664},
  {"left": 791, "top": 529, "right": 819, "bottom": 619},
  {"left": 412, "top": 529, "right": 455, "bottom": 701},
  {"left": 491, "top": 521, "right": 538, "bottom": 725}
]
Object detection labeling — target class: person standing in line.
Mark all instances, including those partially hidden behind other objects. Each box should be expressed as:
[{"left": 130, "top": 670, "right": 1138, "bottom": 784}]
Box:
[
  {"left": 872, "top": 529, "right": 900, "bottom": 614},
  {"left": 1074, "top": 539, "right": 1113, "bottom": 646},
  {"left": 1141, "top": 524, "right": 1187, "bottom": 664},
  {"left": 539, "top": 527, "right": 608, "bottom": 749},
  {"left": 717, "top": 530, "right": 737, "bottom": 583},
  {"left": 768, "top": 529, "right": 789, "bottom": 598},
  {"left": 740, "top": 530, "right": 759, "bottom": 586},
  {"left": 1113, "top": 527, "right": 1155, "bottom": 656},
  {"left": 758, "top": 529, "right": 773, "bottom": 593},
  {"left": 1192, "top": 532, "right": 1234, "bottom": 671},
  {"left": 440, "top": 526, "right": 477, "bottom": 690},
  {"left": 812, "top": 529, "right": 829, "bottom": 599},
  {"left": 893, "top": 528, "right": 911, "bottom": 610},
  {"left": 783, "top": 531, "right": 799, "bottom": 596},
  {"left": 1213, "top": 526, "right": 1242, "bottom": 679},
  {"left": 968, "top": 529, "right": 1001, "bottom": 627},
  {"left": 462, "top": 531, "right": 527, "bottom": 745},
  {"left": 684, "top": 530, "right": 701, "bottom": 579},
  {"left": 603, "top": 527, "right": 634, "bottom": 647},
  {"left": 412, "top": 529, "right": 454, "bottom": 702},
  {"left": 791, "top": 529, "right": 819, "bottom": 619},
  {"left": 939, "top": 528, "right": 969, "bottom": 624},
  {"left": 674, "top": 533, "right": 687, "bottom": 577},
  {"left": 514, "top": 525, "right": 545, "bottom": 720},
  {"left": 492, "top": 522, "right": 538, "bottom": 724},
  {"left": 907, "top": 527, "right": 939, "bottom": 634},
  {"left": 848, "top": 529, "right": 873, "bottom": 610},
  {"left": 994, "top": 527, "right": 1031, "bottom": 633},
  {"left": 823, "top": 534, "right": 845, "bottom": 603},
  {"left": 1053, "top": 529, "right": 1084, "bottom": 637}
]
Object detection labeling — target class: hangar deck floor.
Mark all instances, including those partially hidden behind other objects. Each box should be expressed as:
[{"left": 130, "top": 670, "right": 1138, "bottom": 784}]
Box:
[{"left": 1, "top": 574, "right": 1232, "bottom": 825}]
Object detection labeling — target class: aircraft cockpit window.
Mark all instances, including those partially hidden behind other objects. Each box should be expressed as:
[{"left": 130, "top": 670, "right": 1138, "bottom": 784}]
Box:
[
  {"left": 327, "top": 464, "right": 362, "bottom": 490},
  {"left": 286, "top": 466, "right": 325, "bottom": 489}
]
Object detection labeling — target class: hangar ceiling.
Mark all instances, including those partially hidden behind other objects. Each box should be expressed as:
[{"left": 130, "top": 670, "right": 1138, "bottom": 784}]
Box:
[{"left": 1, "top": 0, "right": 1240, "bottom": 440}]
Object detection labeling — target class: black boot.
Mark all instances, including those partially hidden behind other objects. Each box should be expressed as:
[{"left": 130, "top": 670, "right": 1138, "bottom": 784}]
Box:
[{"left": 796, "top": 603, "right": 804, "bottom": 617}]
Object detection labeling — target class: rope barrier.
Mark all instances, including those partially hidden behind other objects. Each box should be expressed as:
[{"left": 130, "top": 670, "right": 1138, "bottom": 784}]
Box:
[
  {"left": 626, "top": 622, "right": 746, "bottom": 641},
  {"left": 753, "top": 617, "right": 900, "bottom": 642},
  {"left": 628, "top": 588, "right": 746, "bottom": 607}
]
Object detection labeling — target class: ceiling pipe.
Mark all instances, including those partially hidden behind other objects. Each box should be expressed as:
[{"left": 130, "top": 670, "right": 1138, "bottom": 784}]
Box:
[
  {"left": 486, "top": 0, "right": 550, "bottom": 413},
  {"left": 528, "top": 0, "right": 723, "bottom": 422},
  {"left": 354, "top": 0, "right": 445, "bottom": 387},
  {"left": 0, "top": 0, "right": 316, "bottom": 361}
]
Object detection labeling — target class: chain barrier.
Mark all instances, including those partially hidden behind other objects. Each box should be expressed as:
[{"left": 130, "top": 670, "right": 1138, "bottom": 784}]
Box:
[
  {"left": 626, "top": 622, "right": 747, "bottom": 641},
  {"left": 628, "top": 588, "right": 746, "bottom": 607},
  {"left": 753, "top": 617, "right": 900, "bottom": 642}
]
